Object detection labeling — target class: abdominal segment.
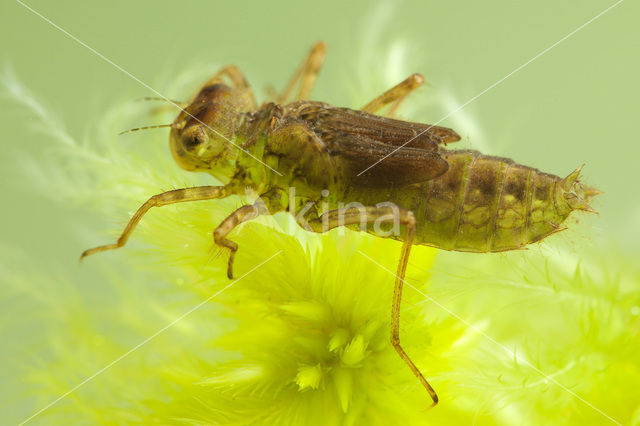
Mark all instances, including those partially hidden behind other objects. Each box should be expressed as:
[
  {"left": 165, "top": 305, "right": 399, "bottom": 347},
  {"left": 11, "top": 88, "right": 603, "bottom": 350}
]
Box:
[{"left": 418, "top": 150, "right": 565, "bottom": 252}]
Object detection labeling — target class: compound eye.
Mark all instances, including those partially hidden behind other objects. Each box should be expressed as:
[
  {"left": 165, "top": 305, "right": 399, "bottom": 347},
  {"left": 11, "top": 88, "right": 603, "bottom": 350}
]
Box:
[{"left": 182, "top": 126, "right": 207, "bottom": 151}]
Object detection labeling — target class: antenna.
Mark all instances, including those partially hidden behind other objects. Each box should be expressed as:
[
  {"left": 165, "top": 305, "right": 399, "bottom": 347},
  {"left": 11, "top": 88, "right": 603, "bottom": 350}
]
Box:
[
  {"left": 135, "top": 97, "right": 186, "bottom": 107},
  {"left": 118, "top": 124, "right": 173, "bottom": 135}
]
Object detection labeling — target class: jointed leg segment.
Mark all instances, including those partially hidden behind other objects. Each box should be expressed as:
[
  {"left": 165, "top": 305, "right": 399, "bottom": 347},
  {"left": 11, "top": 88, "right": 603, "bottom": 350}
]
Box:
[
  {"left": 213, "top": 201, "right": 269, "bottom": 279},
  {"left": 205, "top": 65, "right": 257, "bottom": 109},
  {"left": 277, "top": 41, "right": 327, "bottom": 103},
  {"left": 207, "top": 65, "right": 251, "bottom": 90},
  {"left": 390, "top": 220, "right": 439, "bottom": 407},
  {"left": 361, "top": 73, "right": 425, "bottom": 117},
  {"left": 80, "top": 185, "right": 229, "bottom": 260},
  {"left": 81, "top": 184, "right": 269, "bottom": 280},
  {"left": 304, "top": 204, "right": 438, "bottom": 406}
]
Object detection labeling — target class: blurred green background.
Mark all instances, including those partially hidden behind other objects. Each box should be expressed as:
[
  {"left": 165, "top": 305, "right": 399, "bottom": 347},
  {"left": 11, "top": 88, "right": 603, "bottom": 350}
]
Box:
[
  {"left": 1, "top": 0, "right": 638, "bottom": 424},
  {"left": 1, "top": 0, "right": 638, "bottom": 260}
]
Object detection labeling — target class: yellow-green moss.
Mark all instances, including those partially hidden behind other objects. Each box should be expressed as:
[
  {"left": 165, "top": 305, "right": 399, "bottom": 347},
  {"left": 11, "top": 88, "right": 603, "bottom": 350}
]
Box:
[{"left": 2, "top": 58, "right": 639, "bottom": 426}]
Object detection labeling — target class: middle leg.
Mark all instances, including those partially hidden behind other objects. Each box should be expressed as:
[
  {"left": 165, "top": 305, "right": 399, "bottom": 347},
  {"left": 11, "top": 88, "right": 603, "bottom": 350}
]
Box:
[
  {"left": 213, "top": 200, "right": 270, "bottom": 279},
  {"left": 276, "top": 41, "right": 327, "bottom": 103}
]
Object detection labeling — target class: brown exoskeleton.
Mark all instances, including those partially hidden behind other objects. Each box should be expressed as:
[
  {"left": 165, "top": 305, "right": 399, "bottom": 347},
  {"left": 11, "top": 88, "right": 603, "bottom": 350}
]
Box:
[{"left": 82, "top": 42, "right": 600, "bottom": 406}]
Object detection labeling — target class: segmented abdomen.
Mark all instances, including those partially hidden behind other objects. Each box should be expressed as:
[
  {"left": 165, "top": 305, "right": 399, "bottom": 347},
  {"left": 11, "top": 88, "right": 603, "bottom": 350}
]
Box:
[{"left": 417, "top": 150, "right": 565, "bottom": 252}]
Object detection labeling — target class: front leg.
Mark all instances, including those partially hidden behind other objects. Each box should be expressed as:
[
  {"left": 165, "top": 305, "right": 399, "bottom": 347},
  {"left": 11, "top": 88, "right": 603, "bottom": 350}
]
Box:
[
  {"left": 213, "top": 200, "right": 270, "bottom": 279},
  {"left": 81, "top": 185, "right": 231, "bottom": 260},
  {"left": 203, "top": 65, "right": 257, "bottom": 110}
]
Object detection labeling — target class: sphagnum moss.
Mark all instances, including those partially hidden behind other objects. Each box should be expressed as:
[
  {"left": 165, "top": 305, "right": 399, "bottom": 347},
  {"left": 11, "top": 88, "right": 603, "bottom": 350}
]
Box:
[{"left": 3, "top": 56, "right": 640, "bottom": 426}]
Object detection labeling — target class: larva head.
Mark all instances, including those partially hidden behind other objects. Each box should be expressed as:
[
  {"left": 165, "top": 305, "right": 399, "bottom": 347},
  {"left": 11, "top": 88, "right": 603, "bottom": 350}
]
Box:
[
  {"left": 557, "top": 164, "right": 602, "bottom": 214},
  {"left": 170, "top": 81, "right": 253, "bottom": 183}
]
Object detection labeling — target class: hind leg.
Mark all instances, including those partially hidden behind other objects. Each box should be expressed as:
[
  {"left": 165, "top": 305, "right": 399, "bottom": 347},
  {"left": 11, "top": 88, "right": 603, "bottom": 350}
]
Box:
[
  {"left": 300, "top": 204, "right": 438, "bottom": 406},
  {"left": 361, "top": 73, "right": 425, "bottom": 117}
]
